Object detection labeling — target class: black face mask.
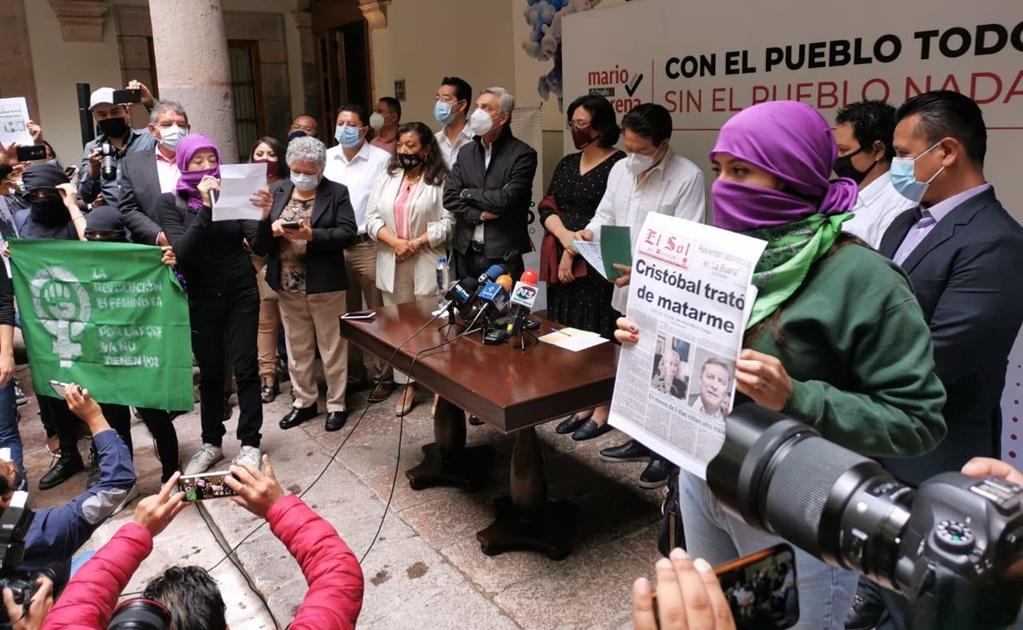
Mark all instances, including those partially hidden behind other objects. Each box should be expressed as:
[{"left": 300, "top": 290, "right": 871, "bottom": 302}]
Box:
[
  {"left": 397, "top": 153, "right": 424, "bottom": 171},
  {"left": 97, "top": 116, "right": 130, "bottom": 139},
  {"left": 834, "top": 147, "right": 879, "bottom": 185},
  {"left": 29, "top": 198, "right": 68, "bottom": 227}
]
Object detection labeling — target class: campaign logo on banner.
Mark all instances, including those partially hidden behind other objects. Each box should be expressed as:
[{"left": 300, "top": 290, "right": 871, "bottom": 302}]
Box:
[{"left": 585, "top": 65, "right": 649, "bottom": 113}]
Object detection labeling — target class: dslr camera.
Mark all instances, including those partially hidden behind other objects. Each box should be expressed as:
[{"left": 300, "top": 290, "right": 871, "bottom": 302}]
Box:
[
  {"left": 98, "top": 142, "right": 119, "bottom": 182},
  {"left": 0, "top": 494, "right": 52, "bottom": 629},
  {"left": 708, "top": 404, "right": 1023, "bottom": 630}
]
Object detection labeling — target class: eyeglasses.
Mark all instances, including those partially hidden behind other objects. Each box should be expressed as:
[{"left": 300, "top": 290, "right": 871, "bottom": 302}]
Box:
[{"left": 567, "top": 120, "right": 591, "bottom": 130}]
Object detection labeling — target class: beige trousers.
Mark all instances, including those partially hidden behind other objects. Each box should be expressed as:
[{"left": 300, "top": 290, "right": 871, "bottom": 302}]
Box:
[
  {"left": 345, "top": 239, "right": 391, "bottom": 384},
  {"left": 253, "top": 259, "right": 280, "bottom": 380},
  {"left": 278, "top": 289, "right": 349, "bottom": 412},
  {"left": 381, "top": 259, "right": 436, "bottom": 385}
]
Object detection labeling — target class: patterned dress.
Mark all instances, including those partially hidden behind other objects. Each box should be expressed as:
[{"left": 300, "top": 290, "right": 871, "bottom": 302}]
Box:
[{"left": 539, "top": 150, "right": 625, "bottom": 339}]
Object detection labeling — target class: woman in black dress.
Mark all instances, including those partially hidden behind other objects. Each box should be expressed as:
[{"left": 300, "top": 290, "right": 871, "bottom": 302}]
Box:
[{"left": 538, "top": 95, "right": 624, "bottom": 438}]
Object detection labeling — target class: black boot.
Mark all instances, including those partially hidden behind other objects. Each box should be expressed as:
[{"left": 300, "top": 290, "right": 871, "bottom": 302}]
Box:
[{"left": 638, "top": 456, "right": 673, "bottom": 489}]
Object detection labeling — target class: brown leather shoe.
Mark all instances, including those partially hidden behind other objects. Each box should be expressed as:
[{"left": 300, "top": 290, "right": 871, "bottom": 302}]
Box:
[
  {"left": 395, "top": 384, "right": 417, "bottom": 416},
  {"left": 367, "top": 380, "right": 395, "bottom": 403}
]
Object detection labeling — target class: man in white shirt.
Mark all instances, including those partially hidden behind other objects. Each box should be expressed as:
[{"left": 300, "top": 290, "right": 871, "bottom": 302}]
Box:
[
  {"left": 833, "top": 100, "right": 915, "bottom": 248},
  {"left": 323, "top": 103, "right": 393, "bottom": 399},
  {"left": 578, "top": 103, "right": 706, "bottom": 488},
  {"left": 433, "top": 77, "right": 475, "bottom": 170}
]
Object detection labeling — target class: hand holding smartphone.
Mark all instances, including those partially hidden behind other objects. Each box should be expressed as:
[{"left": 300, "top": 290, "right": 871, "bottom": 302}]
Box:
[
  {"left": 49, "top": 380, "right": 81, "bottom": 398},
  {"left": 178, "top": 471, "right": 237, "bottom": 502},
  {"left": 280, "top": 221, "right": 301, "bottom": 230}
]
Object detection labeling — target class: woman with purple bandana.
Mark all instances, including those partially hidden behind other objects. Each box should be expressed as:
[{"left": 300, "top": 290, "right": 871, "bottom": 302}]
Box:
[
  {"left": 616, "top": 101, "right": 946, "bottom": 629},
  {"left": 159, "top": 133, "right": 274, "bottom": 476}
]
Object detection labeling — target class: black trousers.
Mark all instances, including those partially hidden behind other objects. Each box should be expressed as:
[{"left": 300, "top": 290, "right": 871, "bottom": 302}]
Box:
[
  {"left": 48, "top": 396, "right": 130, "bottom": 460},
  {"left": 454, "top": 248, "right": 525, "bottom": 283},
  {"left": 190, "top": 284, "right": 262, "bottom": 449}
]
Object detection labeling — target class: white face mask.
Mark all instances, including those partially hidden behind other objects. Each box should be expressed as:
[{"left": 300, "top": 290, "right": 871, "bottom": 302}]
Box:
[
  {"left": 470, "top": 108, "right": 496, "bottom": 137},
  {"left": 291, "top": 172, "right": 319, "bottom": 192},
  {"left": 158, "top": 124, "right": 188, "bottom": 151},
  {"left": 369, "top": 112, "right": 386, "bottom": 131},
  {"left": 627, "top": 152, "right": 655, "bottom": 175}
]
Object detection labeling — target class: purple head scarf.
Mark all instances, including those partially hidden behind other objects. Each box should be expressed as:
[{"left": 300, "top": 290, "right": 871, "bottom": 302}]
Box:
[
  {"left": 709, "top": 101, "right": 858, "bottom": 232},
  {"left": 174, "top": 133, "right": 221, "bottom": 211}
]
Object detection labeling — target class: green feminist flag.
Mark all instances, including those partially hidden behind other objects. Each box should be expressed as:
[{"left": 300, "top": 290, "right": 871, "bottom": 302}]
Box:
[{"left": 9, "top": 239, "right": 193, "bottom": 411}]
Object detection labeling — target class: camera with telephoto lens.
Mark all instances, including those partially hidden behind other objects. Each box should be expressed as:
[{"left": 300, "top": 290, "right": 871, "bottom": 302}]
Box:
[
  {"left": 707, "top": 404, "right": 1023, "bottom": 630},
  {"left": 0, "top": 495, "right": 50, "bottom": 629},
  {"left": 99, "top": 142, "right": 118, "bottom": 181}
]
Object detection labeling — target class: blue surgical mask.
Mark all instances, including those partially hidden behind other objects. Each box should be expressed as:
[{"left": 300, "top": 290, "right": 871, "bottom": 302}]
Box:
[
  {"left": 890, "top": 141, "right": 944, "bottom": 205},
  {"left": 335, "top": 125, "right": 362, "bottom": 149},
  {"left": 434, "top": 101, "right": 456, "bottom": 126}
]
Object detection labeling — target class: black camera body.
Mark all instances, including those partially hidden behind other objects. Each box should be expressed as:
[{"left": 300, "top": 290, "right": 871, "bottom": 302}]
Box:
[
  {"left": 708, "top": 404, "right": 1023, "bottom": 630},
  {"left": 0, "top": 499, "right": 40, "bottom": 629},
  {"left": 99, "top": 142, "right": 118, "bottom": 181}
]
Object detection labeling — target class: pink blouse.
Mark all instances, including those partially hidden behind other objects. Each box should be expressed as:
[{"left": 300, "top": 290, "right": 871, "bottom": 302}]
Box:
[{"left": 393, "top": 178, "right": 420, "bottom": 240}]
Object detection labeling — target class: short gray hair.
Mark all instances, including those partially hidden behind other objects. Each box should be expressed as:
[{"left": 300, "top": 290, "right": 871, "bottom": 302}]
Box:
[
  {"left": 149, "top": 100, "right": 187, "bottom": 124},
  {"left": 482, "top": 87, "right": 515, "bottom": 115},
  {"left": 286, "top": 136, "right": 327, "bottom": 168}
]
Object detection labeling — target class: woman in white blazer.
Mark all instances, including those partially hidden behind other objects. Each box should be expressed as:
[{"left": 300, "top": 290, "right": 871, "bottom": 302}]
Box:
[{"left": 366, "top": 122, "right": 455, "bottom": 415}]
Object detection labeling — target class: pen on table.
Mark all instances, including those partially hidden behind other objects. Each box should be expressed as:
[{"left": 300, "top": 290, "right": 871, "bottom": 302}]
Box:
[{"left": 549, "top": 327, "right": 573, "bottom": 337}]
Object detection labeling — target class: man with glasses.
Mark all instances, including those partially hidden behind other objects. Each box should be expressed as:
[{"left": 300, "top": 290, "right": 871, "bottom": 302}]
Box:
[
  {"left": 118, "top": 100, "right": 191, "bottom": 246},
  {"left": 433, "top": 77, "right": 474, "bottom": 170},
  {"left": 323, "top": 104, "right": 393, "bottom": 401}
]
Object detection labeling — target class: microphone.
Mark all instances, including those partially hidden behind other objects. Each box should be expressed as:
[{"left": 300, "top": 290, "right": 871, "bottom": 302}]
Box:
[
  {"left": 506, "top": 269, "right": 539, "bottom": 339},
  {"left": 467, "top": 264, "right": 507, "bottom": 308},
  {"left": 439, "top": 276, "right": 479, "bottom": 319},
  {"left": 476, "top": 280, "right": 510, "bottom": 320}
]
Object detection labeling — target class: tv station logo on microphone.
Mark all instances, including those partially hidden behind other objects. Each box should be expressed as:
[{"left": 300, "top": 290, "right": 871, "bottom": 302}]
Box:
[
  {"left": 511, "top": 283, "right": 538, "bottom": 307},
  {"left": 587, "top": 64, "right": 647, "bottom": 113}
]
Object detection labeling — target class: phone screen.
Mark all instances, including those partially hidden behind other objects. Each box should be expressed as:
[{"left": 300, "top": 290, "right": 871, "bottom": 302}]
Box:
[
  {"left": 715, "top": 544, "right": 799, "bottom": 630},
  {"left": 178, "top": 471, "right": 237, "bottom": 502},
  {"left": 281, "top": 221, "right": 300, "bottom": 230}
]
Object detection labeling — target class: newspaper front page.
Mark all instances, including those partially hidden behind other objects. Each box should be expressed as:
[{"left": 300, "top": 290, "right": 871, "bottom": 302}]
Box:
[{"left": 608, "top": 213, "right": 766, "bottom": 478}]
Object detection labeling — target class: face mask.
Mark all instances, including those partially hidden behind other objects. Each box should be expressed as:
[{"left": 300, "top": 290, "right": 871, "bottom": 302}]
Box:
[
  {"left": 434, "top": 101, "right": 458, "bottom": 126},
  {"left": 291, "top": 172, "right": 319, "bottom": 192},
  {"left": 97, "top": 116, "right": 129, "bottom": 139},
  {"left": 335, "top": 125, "right": 362, "bottom": 148},
  {"left": 158, "top": 125, "right": 188, "bottom": 152},
  {"left": 890, "top": 141, "right": 944, "bottom": 205},
  {"left": 469, "top": 108, "right": 495, "bottom": 137},
  {"left": 288, "top": 130, "right": 307, "bottom": 140},
  {"left": 28, "top": 191, "right": 68, "bottom": 226},
  {"left": 369, "top": 113, "right": 386, "bottom": 131},
  {"left": 571, "top": 126, "right": 598, "bottom": 151},
  {"left": 626, "top": 152, "right": 655, "bottom": 176},
  {"left": 711, "top": 178, "right": 817, "bottom": 233},
  {"left": 252, "top": 159, "right": 278, "bottom": 179},
  {"left": 833, "top": 148, "right": 880, "bottom": 185},
  {"left": 396, "top": 153, "right": 423, "bottom": 171}
]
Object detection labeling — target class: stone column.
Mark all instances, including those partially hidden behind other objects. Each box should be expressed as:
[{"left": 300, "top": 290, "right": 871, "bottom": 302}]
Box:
[{"left": 149, "top": 0, "right": 237, "bottom": 159}]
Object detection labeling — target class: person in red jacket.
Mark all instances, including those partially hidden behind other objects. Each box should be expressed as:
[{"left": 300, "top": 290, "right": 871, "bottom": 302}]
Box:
[{"left": 41, "top": 456, "right": 363, "bottom": 630}]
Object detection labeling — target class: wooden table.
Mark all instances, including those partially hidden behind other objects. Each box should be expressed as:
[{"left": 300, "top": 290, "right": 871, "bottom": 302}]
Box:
[{"left": 340, "top": 299, "right": 618, "bottom": 559}]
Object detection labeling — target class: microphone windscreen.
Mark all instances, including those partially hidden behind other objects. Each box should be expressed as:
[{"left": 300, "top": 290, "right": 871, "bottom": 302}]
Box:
[
  {"left": 521, "top": 269, "right": 538, "bottom": 286},
  {"left": 484, "top": 264, "right": 505, "bottom": 280},
  {"left": 496, "top": 274, "right": 513, "bottom": 292}
]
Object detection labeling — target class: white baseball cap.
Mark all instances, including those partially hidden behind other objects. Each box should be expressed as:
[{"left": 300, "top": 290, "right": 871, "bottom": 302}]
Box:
[{"left": 89, "top": 87, "right": 117, "bottom": 110}]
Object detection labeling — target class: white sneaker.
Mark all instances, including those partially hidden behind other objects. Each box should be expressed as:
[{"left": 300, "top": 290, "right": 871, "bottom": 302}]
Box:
[
  {"left": 231, "top": 446, "right": 261, "bottom": 470},
  {"left": 110, "top": 483, "right": 141, "bottom": 517},
  {"left": 184, "top": 444, "right": 223, "bottom": 475}
]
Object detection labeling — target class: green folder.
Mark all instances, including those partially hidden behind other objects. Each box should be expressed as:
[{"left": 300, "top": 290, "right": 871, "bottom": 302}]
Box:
[{"left": 600, "top": 225, "right": 632, "bottom": 279}]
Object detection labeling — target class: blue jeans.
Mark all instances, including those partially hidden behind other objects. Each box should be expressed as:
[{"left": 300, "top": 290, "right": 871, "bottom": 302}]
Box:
[
  {"left": 0, "top": 380, "right": 24, "bottom": 486},
  {"left": 680, "top": 471, "right": 858, "bottom": 630}
]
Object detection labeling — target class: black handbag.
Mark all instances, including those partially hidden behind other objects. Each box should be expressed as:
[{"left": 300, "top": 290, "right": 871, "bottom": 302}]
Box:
[{"left": 657, "top": 465, "right": 686, "bottom": 557}]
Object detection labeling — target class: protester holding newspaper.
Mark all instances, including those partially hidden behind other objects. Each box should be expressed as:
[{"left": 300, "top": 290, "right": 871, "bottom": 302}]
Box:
[{"left": 615, "top": 100, "right": 946, "bottom": 630}]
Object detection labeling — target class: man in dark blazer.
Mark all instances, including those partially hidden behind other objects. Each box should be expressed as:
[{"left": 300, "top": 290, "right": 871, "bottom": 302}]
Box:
[
  {"left": 444, "top": 87, "right": 537, "bottom": 281},
  {"left": 118, "top": 100, "right": 191, "bottom": 246},
  {"left": 847, "top": 90, "right": 1023, "bottom": 630}
]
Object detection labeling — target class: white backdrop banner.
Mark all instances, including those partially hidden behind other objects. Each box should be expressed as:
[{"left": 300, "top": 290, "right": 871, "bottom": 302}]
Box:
[
  {"left": 511, "top": 105, "right": 545, "bottom": 256},
  {"left": 563, "top": 0, "right": 1023, "bottom": 465}
]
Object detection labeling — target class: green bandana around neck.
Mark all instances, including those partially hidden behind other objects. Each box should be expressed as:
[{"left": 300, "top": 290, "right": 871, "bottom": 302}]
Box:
[{"left": 744, "top": 213, "right": 852, "bottom": 330}]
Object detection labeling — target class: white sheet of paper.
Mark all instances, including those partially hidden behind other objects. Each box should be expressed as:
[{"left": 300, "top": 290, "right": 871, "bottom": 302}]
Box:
[
  {"left": 552, "top": 334, "right": 608, "bottom": 352},
  {"left": 572, "top": 241, "right": 608, "bottom": 279},
  {"left": 212, "top": 163, "right": 266, "bottom": 222},
  {"left": 0, "top": 98, "right": 32, "bottom": 146}
]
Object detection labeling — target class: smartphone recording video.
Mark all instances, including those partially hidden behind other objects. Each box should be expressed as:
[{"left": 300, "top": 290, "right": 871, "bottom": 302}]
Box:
[
  {"left": 48, "top": 380, "right": 75, "bottom": 398},
  {"left": 111, "top": 89, "right": 142, "bottom": 104},
  {"left": 715, "top": 544, "right": 799, "bottom": 630},
  {"left": 178, "top": 471, "right": 237, "bottom": 502},
  {"left": 16, "top": 145, "right": 46, "bottom": 162}
]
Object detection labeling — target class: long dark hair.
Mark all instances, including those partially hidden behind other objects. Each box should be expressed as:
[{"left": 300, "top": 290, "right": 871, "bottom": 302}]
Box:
[
  {"left": 249, "top": 136, "right": 289, "bottom": 180},
  {"left": 386, "top": 122, "right": 448, "bottom": 186}
]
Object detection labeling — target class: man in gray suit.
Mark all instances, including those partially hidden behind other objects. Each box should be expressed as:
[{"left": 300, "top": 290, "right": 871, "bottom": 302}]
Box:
[{"left": 118, "top": 100, "right": 190, "bottom": 246}]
